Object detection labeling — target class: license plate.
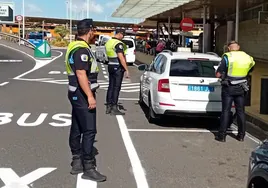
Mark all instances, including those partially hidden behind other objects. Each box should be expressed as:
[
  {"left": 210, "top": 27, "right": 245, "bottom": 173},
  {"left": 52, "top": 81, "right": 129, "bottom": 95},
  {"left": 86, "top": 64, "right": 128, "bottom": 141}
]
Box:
[{"left": 188, "top": 85, "right": 215, "bottom": 92}]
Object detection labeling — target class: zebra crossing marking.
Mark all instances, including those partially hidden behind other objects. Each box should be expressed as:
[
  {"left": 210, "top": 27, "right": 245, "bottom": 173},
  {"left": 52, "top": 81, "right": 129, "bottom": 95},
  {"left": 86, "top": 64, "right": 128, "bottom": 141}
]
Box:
[{"left": 38, "top": 78, "right": 140, "bottom": 93}]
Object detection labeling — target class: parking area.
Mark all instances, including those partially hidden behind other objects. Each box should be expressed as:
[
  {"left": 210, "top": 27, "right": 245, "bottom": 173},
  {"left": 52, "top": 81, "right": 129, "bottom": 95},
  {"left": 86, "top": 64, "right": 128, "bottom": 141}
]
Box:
[{"left": 117, "top": 99, "right": 259, "bottom": 188}]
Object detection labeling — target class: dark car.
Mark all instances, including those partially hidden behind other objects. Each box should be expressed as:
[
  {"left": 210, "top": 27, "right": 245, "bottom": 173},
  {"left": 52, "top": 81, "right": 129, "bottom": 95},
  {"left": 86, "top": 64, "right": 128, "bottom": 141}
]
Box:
[{"left": 247, "top": 139, "right": 268, "bottom": 187}]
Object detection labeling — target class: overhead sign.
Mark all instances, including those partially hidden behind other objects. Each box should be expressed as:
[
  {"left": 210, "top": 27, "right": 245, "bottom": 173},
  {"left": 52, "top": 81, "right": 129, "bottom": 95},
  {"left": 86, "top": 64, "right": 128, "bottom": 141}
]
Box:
[
  {"left": 16, "top": 15, "right": 23, "bottom": 22},
  {"left": 180, "top": 18, "right": 194, "bottom": 32},
  {"left": 258, "top": 11, "right": 268, "bottom": 24},
  {"left": 0, "top": 2, "right": 14, "bottom": 23}
]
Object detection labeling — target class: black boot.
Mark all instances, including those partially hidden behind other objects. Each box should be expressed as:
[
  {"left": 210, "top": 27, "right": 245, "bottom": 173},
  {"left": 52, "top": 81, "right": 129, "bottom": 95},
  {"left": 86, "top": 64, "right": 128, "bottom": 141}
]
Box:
[
  {"left": 70, "top": 155, "right": 83, "bottom": 175},
  {"left": 82, "top": 160, "right": 107, "bottom": 182},
  {"left": 110, "top": 105, "right": 125, "bottom": 115},
  {"left": 106, "top": 104, "right": 112, "bottom": 114},
  {"left": 215, "top": 132, "right": 226, "bottom": 142},
  {"left": 236, "top": 134, "right": 245, "bottom": 142}
]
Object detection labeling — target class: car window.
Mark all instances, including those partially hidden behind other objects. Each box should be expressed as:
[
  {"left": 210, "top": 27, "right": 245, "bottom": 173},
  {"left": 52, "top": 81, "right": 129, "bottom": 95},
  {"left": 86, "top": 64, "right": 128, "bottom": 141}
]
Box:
[
  {"left": 158, "top": 56, "right": 167, "bottom": 74},
  {"left": 169, "top": 59, "right": 219, "bottom": 77},
  {"left": 148, "top": 55, "right": 161, "bottom": 71},
  {"left": 152, "top": 55, "right": 164, "bottom": 73},
  {"left": 122, "top": 40, "right": 134, "bottom": 48}
]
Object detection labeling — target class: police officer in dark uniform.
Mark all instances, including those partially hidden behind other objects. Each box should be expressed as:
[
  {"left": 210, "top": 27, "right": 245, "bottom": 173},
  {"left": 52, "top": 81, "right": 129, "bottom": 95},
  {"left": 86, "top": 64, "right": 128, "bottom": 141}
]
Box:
[
  {"left": 105, "top": 29, "right": 130, "bottom": 115},
  {"left": 65, "top": 19, "right": 106, "bottom": 182},
  {"left": 215, "top": 41, "right": 255, "bottom": 142}
]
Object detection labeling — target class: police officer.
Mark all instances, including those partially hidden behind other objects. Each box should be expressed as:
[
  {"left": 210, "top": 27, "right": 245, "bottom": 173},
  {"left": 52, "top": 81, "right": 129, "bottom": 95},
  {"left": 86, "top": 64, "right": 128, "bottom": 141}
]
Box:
[
  {"left": 215, "top": 41, "right": 255, "bottom": 142},
  {"left": 65, "top": 19, "right": 106, "bottom": 182},
  {"left": 105, "top": 29, "right": 130, "bottom": 115}
]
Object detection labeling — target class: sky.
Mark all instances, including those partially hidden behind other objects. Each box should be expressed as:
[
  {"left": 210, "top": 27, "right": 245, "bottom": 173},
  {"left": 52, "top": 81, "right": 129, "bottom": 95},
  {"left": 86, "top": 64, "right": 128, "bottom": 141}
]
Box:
[{"left": 1, "top": 0, "right": 143, "bottom": 23}]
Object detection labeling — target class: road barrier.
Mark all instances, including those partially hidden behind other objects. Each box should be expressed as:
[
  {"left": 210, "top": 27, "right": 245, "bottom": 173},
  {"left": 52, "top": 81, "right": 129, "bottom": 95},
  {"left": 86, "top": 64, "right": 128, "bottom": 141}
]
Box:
[{"left": 0, "top": 32, "right": 36, "bottom": 49}]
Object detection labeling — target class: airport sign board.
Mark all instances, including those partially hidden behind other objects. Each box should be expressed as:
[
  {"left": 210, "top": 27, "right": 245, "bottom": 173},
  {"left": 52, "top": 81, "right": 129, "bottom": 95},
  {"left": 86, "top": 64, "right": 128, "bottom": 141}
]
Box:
[{"left": 0, "top": 2, "right": 15, "bottom": 24}]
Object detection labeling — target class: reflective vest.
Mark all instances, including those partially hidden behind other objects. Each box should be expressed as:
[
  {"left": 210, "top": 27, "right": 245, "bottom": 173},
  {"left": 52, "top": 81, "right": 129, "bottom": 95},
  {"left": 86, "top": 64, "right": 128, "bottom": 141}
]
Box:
[
  {"left": 65, "top": 40, "right": 99, "bottom": 92},
  {"left": 105, "top": 38, "right": 127, "bottom": 65},
  {"left": 223, "top": 51, "right": 255, "bottom": 79}
]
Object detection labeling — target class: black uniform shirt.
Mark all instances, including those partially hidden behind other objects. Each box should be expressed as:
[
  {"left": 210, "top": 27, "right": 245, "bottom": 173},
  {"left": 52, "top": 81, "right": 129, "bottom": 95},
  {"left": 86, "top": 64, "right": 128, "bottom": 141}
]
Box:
[
  {"left": 113, "top": 37, "right": 124, "bottom": 54},
  {"left": 71, "top": 38, "right": 93, "bottom": 73}
]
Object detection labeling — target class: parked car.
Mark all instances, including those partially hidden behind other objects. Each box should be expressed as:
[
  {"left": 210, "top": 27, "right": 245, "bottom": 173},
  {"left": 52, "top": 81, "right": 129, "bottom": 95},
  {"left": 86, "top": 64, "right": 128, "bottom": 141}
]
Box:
[
  {"left": 122, "top": 37, "right": 136, "bottom": 65},
  {"left": 138, "top": 50, "right": 235, "bottom": 123},
  {"left": 247, "top": 139, "right": 268, "bottom": 188},
  {"left": 95, "top": 36, "right": 111, "bottom": 64}
]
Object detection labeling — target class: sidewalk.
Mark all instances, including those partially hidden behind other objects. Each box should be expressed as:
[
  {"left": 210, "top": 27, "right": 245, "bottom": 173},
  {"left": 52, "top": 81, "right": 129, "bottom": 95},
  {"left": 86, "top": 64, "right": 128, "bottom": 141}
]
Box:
[{"left": 136, "top": 51, "right": 268, "bottom": 134}]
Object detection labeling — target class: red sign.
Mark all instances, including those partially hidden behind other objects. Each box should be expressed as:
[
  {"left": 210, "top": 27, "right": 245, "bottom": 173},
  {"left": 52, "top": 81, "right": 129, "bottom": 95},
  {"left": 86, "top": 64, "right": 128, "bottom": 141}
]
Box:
[
  {"left": 16, "top": 15, "right": 23, "bottom": 22},
  {"left": 132, "top": 25, "right": 139, "bottom": 32},
  {"left": 180, "top": 18, "right": 194, "bottom": 32}
]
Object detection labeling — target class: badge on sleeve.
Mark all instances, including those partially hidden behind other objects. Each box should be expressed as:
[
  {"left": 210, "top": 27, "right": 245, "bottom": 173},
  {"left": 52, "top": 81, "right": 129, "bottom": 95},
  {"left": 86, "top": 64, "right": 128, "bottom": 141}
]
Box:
[
  {"left": 118, "top": 44, "right": 123, "bottom": 49},
  {"left": 81, "top": 54, "right": 88, "bottom": 62}
]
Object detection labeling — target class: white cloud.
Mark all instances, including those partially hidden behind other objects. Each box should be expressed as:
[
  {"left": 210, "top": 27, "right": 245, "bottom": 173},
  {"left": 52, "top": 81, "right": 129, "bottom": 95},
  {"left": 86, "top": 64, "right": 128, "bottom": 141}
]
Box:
[
  {"left": 25, "top": 3, "right": 43, "bottom": 13},
  {"left": 70, "top": 0, "right": 104, "bottom": 14},
  {"left": 105, "top": 0, "right": 121, "bottom": 8}
]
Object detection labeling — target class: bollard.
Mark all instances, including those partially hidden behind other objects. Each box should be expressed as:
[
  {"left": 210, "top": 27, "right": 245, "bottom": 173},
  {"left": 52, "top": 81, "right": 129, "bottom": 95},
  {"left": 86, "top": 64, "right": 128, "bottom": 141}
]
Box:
[{"left": 260, "top": 78, "right": 268, "bottom": 114}]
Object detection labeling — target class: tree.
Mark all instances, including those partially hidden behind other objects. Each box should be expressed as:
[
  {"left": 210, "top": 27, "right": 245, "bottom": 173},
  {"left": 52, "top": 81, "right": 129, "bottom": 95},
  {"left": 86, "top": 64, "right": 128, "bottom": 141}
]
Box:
[{"left": 54, "top": 25, "right": 69, "bottom": 39}]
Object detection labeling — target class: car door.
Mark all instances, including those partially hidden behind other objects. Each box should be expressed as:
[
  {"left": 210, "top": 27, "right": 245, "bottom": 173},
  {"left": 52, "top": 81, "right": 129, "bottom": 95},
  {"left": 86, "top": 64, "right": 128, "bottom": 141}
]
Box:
[{"left": 143, "top": 55, "right": 164, "bottom": 105}]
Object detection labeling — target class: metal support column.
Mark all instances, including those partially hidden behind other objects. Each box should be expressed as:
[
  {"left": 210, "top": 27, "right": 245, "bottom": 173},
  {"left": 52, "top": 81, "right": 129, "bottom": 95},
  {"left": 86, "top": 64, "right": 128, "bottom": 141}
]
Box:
[
  {"left": 168, "top": 16, "right": 171, "bottom": 39},
  {"left": 181, "top": 11, "right": 185, "bottom": 47},
  {"left": 235, "top": 0, "right": 240, "bottom": 42},
  {"left": 202, "top": 5, "right": 207, "bottom": 53}
]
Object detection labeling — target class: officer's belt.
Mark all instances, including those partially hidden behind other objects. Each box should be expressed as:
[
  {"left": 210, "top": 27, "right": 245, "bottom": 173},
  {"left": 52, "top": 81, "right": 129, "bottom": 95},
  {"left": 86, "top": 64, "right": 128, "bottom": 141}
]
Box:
[
  {"left": 108, "top": 62, "right": 120, "bottom": 65},
  {"left": 230, "top": 79, "right": 247, "bottom": 85},
  {"left": 68, "top": 83, "right": 100, "bottom": 92},
  {"left": 229, "top": 79, "right": 249, "bottom": 92}
]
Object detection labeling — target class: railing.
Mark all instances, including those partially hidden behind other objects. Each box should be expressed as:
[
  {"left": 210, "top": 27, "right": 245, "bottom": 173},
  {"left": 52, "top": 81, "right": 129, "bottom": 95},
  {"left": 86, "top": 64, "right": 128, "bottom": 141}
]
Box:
[{"left": 0, "top": 32, "right": 36, "bottom": 49}]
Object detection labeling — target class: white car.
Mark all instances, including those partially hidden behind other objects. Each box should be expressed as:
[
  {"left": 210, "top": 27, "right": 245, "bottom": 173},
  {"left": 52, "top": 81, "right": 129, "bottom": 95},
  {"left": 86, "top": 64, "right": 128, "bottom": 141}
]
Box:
[
  {"left": 138, "top": 50, "right": 234, "bottom": 123},
  {"left": 122, "top": 37, "right": 136, "bottom": 65}
]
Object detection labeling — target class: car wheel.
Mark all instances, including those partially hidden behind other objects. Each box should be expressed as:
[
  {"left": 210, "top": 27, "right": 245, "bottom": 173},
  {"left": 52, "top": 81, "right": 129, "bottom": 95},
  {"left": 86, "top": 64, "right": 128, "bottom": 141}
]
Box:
[{"left": 147, "top": 94, "right": 160, "bottom": 124}]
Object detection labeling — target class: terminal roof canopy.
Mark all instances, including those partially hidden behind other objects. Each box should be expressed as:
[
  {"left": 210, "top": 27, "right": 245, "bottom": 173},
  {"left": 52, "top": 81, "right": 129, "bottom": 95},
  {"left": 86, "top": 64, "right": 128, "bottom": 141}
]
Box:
[{"left": 112, "top": 0, "right": 192, "bottom": 19}]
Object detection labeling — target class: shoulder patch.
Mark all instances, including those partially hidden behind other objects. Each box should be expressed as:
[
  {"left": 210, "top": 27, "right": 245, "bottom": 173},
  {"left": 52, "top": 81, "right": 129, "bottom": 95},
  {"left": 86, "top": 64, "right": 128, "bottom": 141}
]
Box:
[
  {"left": 118, "top": 44, "right": 123, "bottom": 49},
  {"left": 81, "top": 54, "right": 88, "bottom": 62}
]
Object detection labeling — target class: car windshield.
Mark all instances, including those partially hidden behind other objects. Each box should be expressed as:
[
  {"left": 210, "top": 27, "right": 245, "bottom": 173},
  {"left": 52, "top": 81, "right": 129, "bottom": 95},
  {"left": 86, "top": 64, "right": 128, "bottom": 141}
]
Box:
[
  {"left": 122, "top": 40, "right": 134, "bottom": 48},
  {"left": 169, "top": 59, "right": 219, "bottom": 78}
]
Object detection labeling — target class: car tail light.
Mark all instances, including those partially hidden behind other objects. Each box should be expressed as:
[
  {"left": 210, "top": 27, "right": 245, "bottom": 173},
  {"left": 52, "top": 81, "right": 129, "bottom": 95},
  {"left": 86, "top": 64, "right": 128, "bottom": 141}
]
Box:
[
  {"left": 158, "top": 79, "right": 170, "bottom": 92},
  {"left": 134, "top": 49, "right": 136, "bottom": 54}
]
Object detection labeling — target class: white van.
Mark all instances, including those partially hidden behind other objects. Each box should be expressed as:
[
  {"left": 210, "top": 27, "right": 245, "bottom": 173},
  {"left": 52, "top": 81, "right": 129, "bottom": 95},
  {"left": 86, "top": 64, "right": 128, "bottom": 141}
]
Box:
[{"left": 122, "top": 37, "right": 136, "bottom": 65}]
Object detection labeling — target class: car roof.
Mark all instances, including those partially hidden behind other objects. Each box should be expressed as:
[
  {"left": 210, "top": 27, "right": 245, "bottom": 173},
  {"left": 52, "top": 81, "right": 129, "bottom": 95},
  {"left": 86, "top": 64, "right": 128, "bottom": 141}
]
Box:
[
  {"left": 122, "top": 38, "right": 135, "bottom": 42},
  {"left": 161, "top": 52, "right": 221, "bottom": 61}
]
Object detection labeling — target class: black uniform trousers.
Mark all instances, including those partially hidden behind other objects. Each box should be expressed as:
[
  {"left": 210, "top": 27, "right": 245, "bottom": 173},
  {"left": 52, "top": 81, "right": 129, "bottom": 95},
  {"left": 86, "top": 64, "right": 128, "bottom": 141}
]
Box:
[
  {"left": 220, "top": 86, "right": 246, "bottom": 136},
  {"left": 106, "top": 65, "right": 124, "bottom": 105},
  {"left": 68, "top": 88, "right": 96, "bottom": 160}
]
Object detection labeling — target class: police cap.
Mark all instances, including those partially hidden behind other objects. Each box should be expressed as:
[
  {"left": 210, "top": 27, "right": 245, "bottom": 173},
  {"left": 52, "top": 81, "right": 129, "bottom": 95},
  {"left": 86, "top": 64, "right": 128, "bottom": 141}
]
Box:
[
  {"left": 77, "top": 19, "right": 94, "bottom": 30},
  {"left": 115, "top": 29, "right": 125, "bottom": 35}
]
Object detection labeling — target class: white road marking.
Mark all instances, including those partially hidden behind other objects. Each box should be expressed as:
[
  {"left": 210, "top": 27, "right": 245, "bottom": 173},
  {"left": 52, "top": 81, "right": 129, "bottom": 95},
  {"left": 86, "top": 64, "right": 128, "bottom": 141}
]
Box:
[
  {"left": 121, "top": 89, "right": 139, "bottom": 92},
  {"left": 63, "top": 71, "right": 67, "bottom": 74},
  {"left": 14, "top": 78, "right": 54, "bottom": 81},
  {"left": 103, "top": 71, "right": 107, "bottom": 74},
  {"left": 104, "top": 75, "right": 108, "bottom": 79},
  {"left": 116, "top": 115, "right": 149, "bottom": 188},
  {"left": 0, "top": 82, "right": 9, "bottom": 86},
  {"left": 76, "top": 173, "right": 97, "bottom": 188},
  {"left": 0, "top": 168, "right": 56, "bottom": 188},
  {"left": 48, "top": 71, "right": 61, "bottom": 74},
  {"left": 119, "top": 98, "right": 139, "bottom": 101},
  {"left": 1, "top": 43, "right": 64, "bottom": 79},
  {"left": 102, "top": 68, "right": 105, "bottom": 70},
  {"left": 0, "top": 59, "right": 23, "bottom": 63},
  {"left": 127, "top": 128, "right": 238, "bottom": 134},
  {"left": 231, "top": 125, "right": 261, "bottom": 144}
]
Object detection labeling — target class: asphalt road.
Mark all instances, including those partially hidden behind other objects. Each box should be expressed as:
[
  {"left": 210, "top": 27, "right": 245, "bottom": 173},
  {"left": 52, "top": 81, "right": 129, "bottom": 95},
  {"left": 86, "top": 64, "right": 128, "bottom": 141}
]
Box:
[{"left": 0, "top": 45, "right": 260, "bottom": 188}]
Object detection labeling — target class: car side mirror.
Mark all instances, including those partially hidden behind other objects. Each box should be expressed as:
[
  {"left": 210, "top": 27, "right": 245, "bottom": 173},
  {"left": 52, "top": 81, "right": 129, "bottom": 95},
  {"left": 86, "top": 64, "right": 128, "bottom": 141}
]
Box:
[{"left": 138, "top": 64, "right": 148, "bottom": 71}]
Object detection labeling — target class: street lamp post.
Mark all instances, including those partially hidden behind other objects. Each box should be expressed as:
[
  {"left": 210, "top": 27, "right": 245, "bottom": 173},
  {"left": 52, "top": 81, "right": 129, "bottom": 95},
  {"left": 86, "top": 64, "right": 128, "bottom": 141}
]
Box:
[
  {"left": 22, "top": 0, "right": 25, "bottom": 39},
  {"left": 69, "top": 0, "right": 72, "bottom": 42},
  {"left": 87, "top": 0, "right": 90, "bottom": 18}
]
